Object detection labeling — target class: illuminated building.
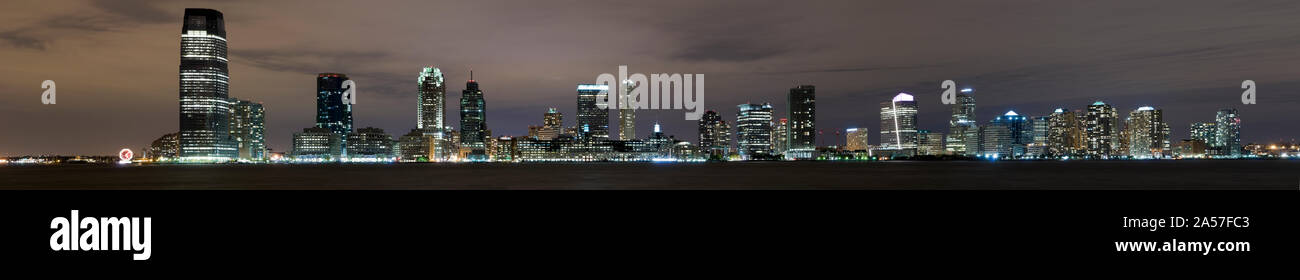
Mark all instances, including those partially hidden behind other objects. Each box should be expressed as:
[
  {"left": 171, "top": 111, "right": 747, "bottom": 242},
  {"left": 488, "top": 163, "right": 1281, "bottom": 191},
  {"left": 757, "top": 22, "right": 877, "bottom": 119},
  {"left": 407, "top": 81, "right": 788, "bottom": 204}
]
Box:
[
  {"left": 231, "top": 99, "right": 266, "bottom": 161},
  {"left": 398, "top": 129, "right": 433, "bottom": 162},
  {"left": 148, "top": 132, "right": 180, "bottom": 161},
  {"left": 540, "top": 108, "right": 563, "bottom": 140},
  {"left": 1047, "top": 108, "right": 1085, "bottom": 157},
  {"left": 1190, "top": 122, "right": 1216, "bottom": 146},
  {"left": 978, "top": 111, "right": 1029, "bottom": 158},
  {"left": 618, "top": 80, "right": 637, "bottom": 140},
  {"left": 346, "top": 127, "right": 395, "bottom": 161},
  {"left": 492, "top": 136, "right": 518, "bottom": 161},
  {"left": 1085, "top": 101, "right": 1119, "bottom": 158},
  {"left": 292, "top": 127, "right": 342, "bottom": 162},
  {"left": 460, "top": 72, "right": 488, "bottom": 161},
  {"left": 1125, "top": 106, "right": 1171, "bottom": 159},
  {"left": 917, "top": 130, "right": 945, "bottom": 156},
  {"left": 417, "top": 67, "right": 448, "bottom": 159},
  {"left": 1213, "top": 108, "right": 1242, "bottom": 157},
  {"left": 316, "top": 73, "right": 353, "bottom": 144},
  {"left": 1173, "top": 139, "right": 1208, "bottom": 158},
  {"left": 786, "top": 85, "right": 816, "bottom": 160},
  {"left": 845, "top": 128, "right": 869, "bottom": 151},
  {"left": 772, "top": 118, "right": 789, "bottom": 156},
  {"left": 881, "top": 93, "right": 918, "bottom": 150},
  {"left": 947, "top": 87, "right": 977, "bottom": 155},
  {"left": 178, "top": 8, "right": 237, "bottom": 161},
  {"left": 576, "top": 84, "right": 610, "bottom": 140},
  {"left": 1028, "top": 116, "right": 1049, "bottom": 157},
  {"left": 737, "top": 103, "right": 774, "bottom": 159},
  {"left": 698, "top": 110, "right": 732, "bottom": 159}
]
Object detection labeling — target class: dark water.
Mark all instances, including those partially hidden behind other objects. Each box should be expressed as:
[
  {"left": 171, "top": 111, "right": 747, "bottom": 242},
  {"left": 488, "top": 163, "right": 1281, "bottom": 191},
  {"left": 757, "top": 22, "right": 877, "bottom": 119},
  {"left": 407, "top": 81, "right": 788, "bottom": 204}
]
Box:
[{"left": 1, "top": 160, "right": 1297, "bottom": 189}]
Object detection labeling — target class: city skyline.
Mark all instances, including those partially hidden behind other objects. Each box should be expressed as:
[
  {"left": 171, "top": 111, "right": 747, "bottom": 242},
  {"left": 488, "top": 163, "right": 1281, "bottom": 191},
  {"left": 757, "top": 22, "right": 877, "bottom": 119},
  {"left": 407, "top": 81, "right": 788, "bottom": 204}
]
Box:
[{"left": 4, "top": 1, "right": 1300, "bottom": 156}]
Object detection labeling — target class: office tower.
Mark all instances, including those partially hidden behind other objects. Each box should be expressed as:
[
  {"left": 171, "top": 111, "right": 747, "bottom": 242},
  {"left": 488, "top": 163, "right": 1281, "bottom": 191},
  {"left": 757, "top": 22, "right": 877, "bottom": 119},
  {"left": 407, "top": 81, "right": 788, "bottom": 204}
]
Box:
[
  {"left": 917, "top": 130, "right": 945, "bottom": 156},
  {"left": 460, "top": 73, "right": 488, "bottom": 160},
  {"left": 1029, "top": 116, "right": 1050, "bottom": 157},
  {"left": 980, "top": 110, "right": 1031, "bottom": 158},
  {"left": 527, "top": 125, "right": 543, "bottom": 140},
  {"left": 178, "top": 8, "right": 237, "bottom": 161},
  {"left": 1214, "top": 108, "right": 1242, "bottom": 157},
  {"left": 346, "top": 127, "right": 395, "bottom": 161},
  {"left": 576, "top": 84, "right": 610, "bottom": 139},
  {"left": 698, "top": 110, "right": 732, "bottom": 158},
  {"left": 1047, "top": 108, "right": 1085, "bottom": 157},
  {"left": 737, "top": 103, "right": 774, "bottom": 159},
  {"left": 947, "top": 87, "right": 977, "bottom": 155},
  {"left": 772, "top": 118, "right": 790, "bottom": 156},
  {"left": 1190, "top": 122, "right": 1216, "bottom": 145},
  {"left": 417, "top": 67, "right": 446, "bottom": 131},
  {"left": 978, "top": 124, "right": 1012, "bottom": 158},
  {"left": 618, "top": 80, "right": 637, "bottom": 140},
  {"left": 492, "top": 136, "right": 518, "bottom": 161},
  {"left": 316, "top": 72, "right": 353, "bottom": 152},
  {"left": 845, "top": 128, "right": 869, "bottom": 151},
  {"left": 397, "top": 129, "right": 433, "bottom": 162},
  {"left": 881, "top": 93, "right": 918, "bottom": 150},
  {"left": 1124, "top": 106, "right": 1171, "bottom": 159},
  {"left": 787, "top": 85, "right": 816, "bottom": 159},
  {"left": 148, "top": 132, "right": 180, "bottom": 161},
  {"left": 541, "top": 108, "right": 563, "bottom": 140},
  {"left": 1085, "top": 101, "right": 1119, "bottom": 158},
  {"left": 292, "top": 127, "right": 342, "bottom": 161},
  {"left": 230, "top": 99, "right": 266, "bottom": 161}
]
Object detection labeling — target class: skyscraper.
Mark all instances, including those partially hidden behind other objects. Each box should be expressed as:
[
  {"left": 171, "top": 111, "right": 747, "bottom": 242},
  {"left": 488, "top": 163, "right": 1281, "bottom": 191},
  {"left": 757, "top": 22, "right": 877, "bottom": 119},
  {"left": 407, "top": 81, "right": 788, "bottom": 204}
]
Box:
[
  {"left": 772, "top": 118, "right": 789, "bottom": 156},
  {"left": 1214, "top": 108, "right": 1242, "bottom": 157},
  {"left": 460, "top": 73, "right": 488, "bottom": 160},
  {"left": 417, "top": 67, "right": 445, "bottom": 132},
  {"left": 231, "top": 99, "right": 265, "bottom": 161},
  {"left": 179, "top": 8, "right": 237, "bottom": 161},
  {"left": 1029, "top": 116, "right": 1050, "bottom": 158},
  {"left": 316, "top": 73, "right": 353, "bottom": 143},
  {"left": 947, "top": 87, "right": 977, "bottom": 155},
  {"left": 698, "top": 110, "right": 731, "bottom": 158},
  {"left": 980, "top": 110, "right": 1031, "bottom": 158},
  {"left": 736, "top": 103, "right": 774, "bottom": 159},
  {"left": 618, "top": 80, "right": 637, "bottom": 140},
  {"left": 541, "top": 108, "right": 563, "bottom": 140},
  {"left": 1125, "top": 106, "right": 1171, "bottom": 159},
  {"left": 845, "top": 128, "right": 869, "bottom": 152},
  {"left": 881, "top": 93, "right": 918, "bottom": 150},
  {"left": 1047, "top": 108, "right": 1085, "bottom": 157},
  {"left": 576, "top": 84, "right": 610, "bottom": 139},
  {"left": 787, "top": 85, "right": 816, "bottom": 159},
  {"left": 1085, "top": 101, "right": 1119, "bottom": 158}
]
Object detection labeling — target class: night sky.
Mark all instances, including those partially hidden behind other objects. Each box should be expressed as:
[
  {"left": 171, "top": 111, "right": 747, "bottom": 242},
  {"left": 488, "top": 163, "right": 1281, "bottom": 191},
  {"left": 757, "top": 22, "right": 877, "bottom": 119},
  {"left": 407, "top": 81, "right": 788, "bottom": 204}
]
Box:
[{"left": 2, "top": 0, "right": 1299, "bottom": 156}]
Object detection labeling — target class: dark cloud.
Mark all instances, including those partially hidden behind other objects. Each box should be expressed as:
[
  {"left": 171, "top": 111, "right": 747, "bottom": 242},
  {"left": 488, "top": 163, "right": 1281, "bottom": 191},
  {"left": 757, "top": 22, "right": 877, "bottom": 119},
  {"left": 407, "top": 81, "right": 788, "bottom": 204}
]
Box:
[
  {"left": 0, "top": 30, "right": 47, "bottom": 50},
  {"left": 89, "top": 0, "right": 176, "bottom": 24}
]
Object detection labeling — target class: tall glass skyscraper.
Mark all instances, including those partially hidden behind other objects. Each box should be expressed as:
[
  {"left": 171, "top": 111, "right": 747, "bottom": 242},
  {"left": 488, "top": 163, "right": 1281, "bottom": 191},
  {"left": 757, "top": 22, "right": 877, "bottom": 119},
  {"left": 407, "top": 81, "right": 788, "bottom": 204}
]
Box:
[
  {"left": 736, "top": 103, "right": 774, "bottom": 159},
  {"left": 1125, "top": 106, "right": 1170, "bottom": 159},
  {"left": 1047, "top": 108, "right": 1085, "bottom": 157},
  {"left": 881, "top": 93, "right": 918, "bottom": 150},
  {"left": 946, "top": 87, "right": 977, "bottom": 155},
  {"left": 179, "top": 8, "right": 237, "bottom": 161},
  {"left": 460, "top": 74, "right": 488, "bottom": 160},
  {"left": 786, "top": 85, "right": 816, "bottom": 159},
  {"left": 417, "top": 67, "right": 445, "bottom": 132},
  {"left": 1214, "top": 108, "right": 1242, "bottom": 157},
  {"left": 231, "top": 99, "right": 265, "bottom": 161},
  {"left": 316, "top": 73, "right": 353, "bottom": 138},
  {"left": 1085, "top": 101, "right": 1119, "bottom": 158},
  {"left": 618, "top": 80, "right": 637, "bottom": 140},
  {"left": 576, "top": 84, "right": 610, "bottom": 139},
  {"left": 698, "top": 110, "right": 731, "bottom": 158},
  {"left": 1190, "top": 122, "right": 1216, "bottom": 145}
]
